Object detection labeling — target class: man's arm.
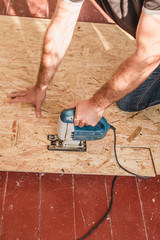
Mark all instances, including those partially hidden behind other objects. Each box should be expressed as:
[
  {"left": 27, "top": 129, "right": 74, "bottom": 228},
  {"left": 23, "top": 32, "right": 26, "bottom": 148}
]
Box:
[
  {"left": 8, "top": 0, "right": 83, "bottom": 117},
  {"left": 72, "top": 11, "right": 160, "bottom": 127},
  {"left": 36, "top": 0, "right": 83, "bottom": 91}
]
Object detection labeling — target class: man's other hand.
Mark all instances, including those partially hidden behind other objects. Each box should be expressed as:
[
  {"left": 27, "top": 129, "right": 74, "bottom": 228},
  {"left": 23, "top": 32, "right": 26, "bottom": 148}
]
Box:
[
  {"left": 8, "top": 86, "right": 46, "bottom": 118},
  {"left": 69, "top": 98, "right": 104, "bottom": 128}
]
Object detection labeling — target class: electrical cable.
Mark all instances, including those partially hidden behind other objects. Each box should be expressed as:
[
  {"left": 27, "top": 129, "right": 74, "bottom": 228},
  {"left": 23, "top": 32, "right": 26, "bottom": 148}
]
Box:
[
  {"left": 77, "top": 175, "right": 118, "bottom": 240},
  {"left": 77, "top": 125, "right": 149, "bottom": 240},
  {"left": 110, "top": 125, "right": 149, "bottom": 180}
]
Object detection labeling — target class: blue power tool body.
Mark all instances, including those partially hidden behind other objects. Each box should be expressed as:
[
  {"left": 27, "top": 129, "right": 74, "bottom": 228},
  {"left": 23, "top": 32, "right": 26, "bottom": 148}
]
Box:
[{"left": 48, "top": 109, "right": 110, "bottom": 152}]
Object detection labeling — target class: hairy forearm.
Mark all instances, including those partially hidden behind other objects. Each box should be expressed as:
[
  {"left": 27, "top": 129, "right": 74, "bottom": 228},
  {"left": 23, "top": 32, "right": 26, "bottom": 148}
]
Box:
[
  {"left": 36, "top": 20, "right": 74, "bottom": 90},
  {"left": 36, "top": 0, "right": 81, "bottom": 90},
  {"left": 93, "top": 52, "right": 160, "bottom": 110}
]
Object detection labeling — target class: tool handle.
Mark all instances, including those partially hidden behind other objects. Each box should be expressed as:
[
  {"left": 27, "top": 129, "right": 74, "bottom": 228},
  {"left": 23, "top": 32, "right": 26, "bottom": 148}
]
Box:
[
  {"left": 98, "top": 116, "right": 109, "bottom": 133},
  {"left": 60, "top": 109, "right": 110, "bottom": 140},
  {"left": 60, "top": 108, "right": 75, "bottom": 123},
  {"left": 60, "top": 109, "right": 107, "bottom": 125}
]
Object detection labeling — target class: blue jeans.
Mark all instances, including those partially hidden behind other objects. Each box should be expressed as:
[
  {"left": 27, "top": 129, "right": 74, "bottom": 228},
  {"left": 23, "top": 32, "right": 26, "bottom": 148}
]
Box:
[{"left": 116, "top": 65, "right": 160, "bottom": 112}]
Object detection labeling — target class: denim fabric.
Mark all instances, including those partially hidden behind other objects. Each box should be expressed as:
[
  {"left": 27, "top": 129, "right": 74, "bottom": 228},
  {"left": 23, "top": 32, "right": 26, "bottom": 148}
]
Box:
[{"left": 116, "top": 65, "right": 160, "bottom": 112}]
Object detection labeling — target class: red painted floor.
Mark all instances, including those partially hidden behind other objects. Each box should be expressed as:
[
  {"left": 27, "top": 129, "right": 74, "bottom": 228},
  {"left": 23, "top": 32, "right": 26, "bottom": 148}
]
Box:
[
  {"left": 0, "top": 0, "right": 114, "bottom": 23},
  {"left": 0, "top": 171, "right": 160, "bottom": 240}
]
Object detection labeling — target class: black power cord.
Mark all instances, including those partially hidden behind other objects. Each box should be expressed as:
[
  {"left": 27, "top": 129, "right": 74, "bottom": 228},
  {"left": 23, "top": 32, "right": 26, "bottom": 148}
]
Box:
[
  {"left": 77, "top": 176, "right": 118, "bottom": 240},
  {"left": 77, "top": 125, "right": 149, "bottom": 240},
  {"left": 110, "top": 125, "right": 149, "bottom": 180}
]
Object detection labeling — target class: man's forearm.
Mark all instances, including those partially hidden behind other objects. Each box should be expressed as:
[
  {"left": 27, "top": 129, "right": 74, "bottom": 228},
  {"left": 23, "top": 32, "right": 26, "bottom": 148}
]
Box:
[
  {"left": 93, "top": 52, "right": 160, "bottom": 110},
  {"left": 36, "top": 20, "right": 75, "bottom": 90},
  {"left": 36, "top": 60, "right": 56, "bottom": 90},
  {"left": 35, "top": 0, "right": 82, "bottom": 90}
]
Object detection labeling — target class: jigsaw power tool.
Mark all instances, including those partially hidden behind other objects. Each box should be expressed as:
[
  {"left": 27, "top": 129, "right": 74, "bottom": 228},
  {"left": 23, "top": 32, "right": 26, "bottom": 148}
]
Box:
[{"left": 48, "top": 109, "right": 110, "bottom": 152}]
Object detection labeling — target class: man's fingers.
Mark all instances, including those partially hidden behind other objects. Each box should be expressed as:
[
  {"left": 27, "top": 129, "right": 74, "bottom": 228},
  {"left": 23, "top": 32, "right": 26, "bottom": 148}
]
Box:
[
  {"left": 35, "top": 104, "right": 41, "bottom": 118},
  {"left": 78, "top": 121, "right": 85, "bottom": 128},
  {"left": 8, "top": 91, "right": 27, "bottom": 98},
  {"left": 74, "top": 118, "right": 79, "bottom": 126},
  {"left": 8, "top": 96, "right": 28, "bottom": 103},
  {"left": 74, "top": 118, "right": 85, "bottom": 127}
]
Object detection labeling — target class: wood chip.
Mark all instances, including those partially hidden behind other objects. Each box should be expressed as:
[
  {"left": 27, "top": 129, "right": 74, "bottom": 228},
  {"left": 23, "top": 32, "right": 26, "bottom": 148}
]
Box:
[{"left": 127, "top": 126, "right": 142, "bottom": 143}]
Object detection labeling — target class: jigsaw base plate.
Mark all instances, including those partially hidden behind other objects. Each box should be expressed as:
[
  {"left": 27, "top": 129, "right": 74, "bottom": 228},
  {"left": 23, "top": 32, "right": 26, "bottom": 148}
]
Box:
[{"left": 47, "top": 135, "right": 87, "bottom": 152}]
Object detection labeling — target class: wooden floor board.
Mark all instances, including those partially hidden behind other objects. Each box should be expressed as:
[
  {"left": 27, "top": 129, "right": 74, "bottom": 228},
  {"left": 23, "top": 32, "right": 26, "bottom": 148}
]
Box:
[
  {"left": 0, "top": 16, "right": 159, "bottom": 175},
  {"left": 40, "top": 173, "right": 75, "bottom": 240},
  {"left": 0, "top": 172, "right": 39, "bottom": 240},
  {"left": 137, "top": 176, "right": 160, "bottom": 240},
  {"left": 0, "top": 171, "right": 7, "bottom": 235},
  {"left": 74, "top": 174, "right": 112, "bottom": 240},
  {"left": 106, "top": 176, "right": 147, "bottom": 240}
]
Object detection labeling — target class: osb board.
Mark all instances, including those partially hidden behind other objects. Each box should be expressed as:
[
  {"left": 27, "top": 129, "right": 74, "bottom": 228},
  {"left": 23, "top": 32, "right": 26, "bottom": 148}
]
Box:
[{"left": 0, "top": 16, "right": 159, "bottom": 176}]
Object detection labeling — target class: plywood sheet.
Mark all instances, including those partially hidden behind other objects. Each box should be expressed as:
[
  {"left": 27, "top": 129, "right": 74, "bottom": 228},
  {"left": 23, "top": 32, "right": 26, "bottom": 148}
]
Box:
[
  {"left": 0, "top": 16, "right": 159, "bottom": 176},
  {"left": 150, "top": 147, "right": 160, "bottom": 175}
]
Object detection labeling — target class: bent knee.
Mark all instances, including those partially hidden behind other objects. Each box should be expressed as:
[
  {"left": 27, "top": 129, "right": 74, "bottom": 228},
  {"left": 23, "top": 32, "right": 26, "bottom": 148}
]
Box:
[
  {"left": 116, "top": 99, "right": 140, "bottom": 112},
  {"left": 116, "top": 100, "right": 131, "bottom": 112}
]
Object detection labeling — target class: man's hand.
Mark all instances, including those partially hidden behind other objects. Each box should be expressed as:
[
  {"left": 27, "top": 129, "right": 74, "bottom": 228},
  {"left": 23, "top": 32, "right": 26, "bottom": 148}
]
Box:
[
  {"left": 69, "top": 98, "right": 104, "bottom": 128},
  {"left": 8, "top": 86, "right": 46, "bottom": 117}
]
